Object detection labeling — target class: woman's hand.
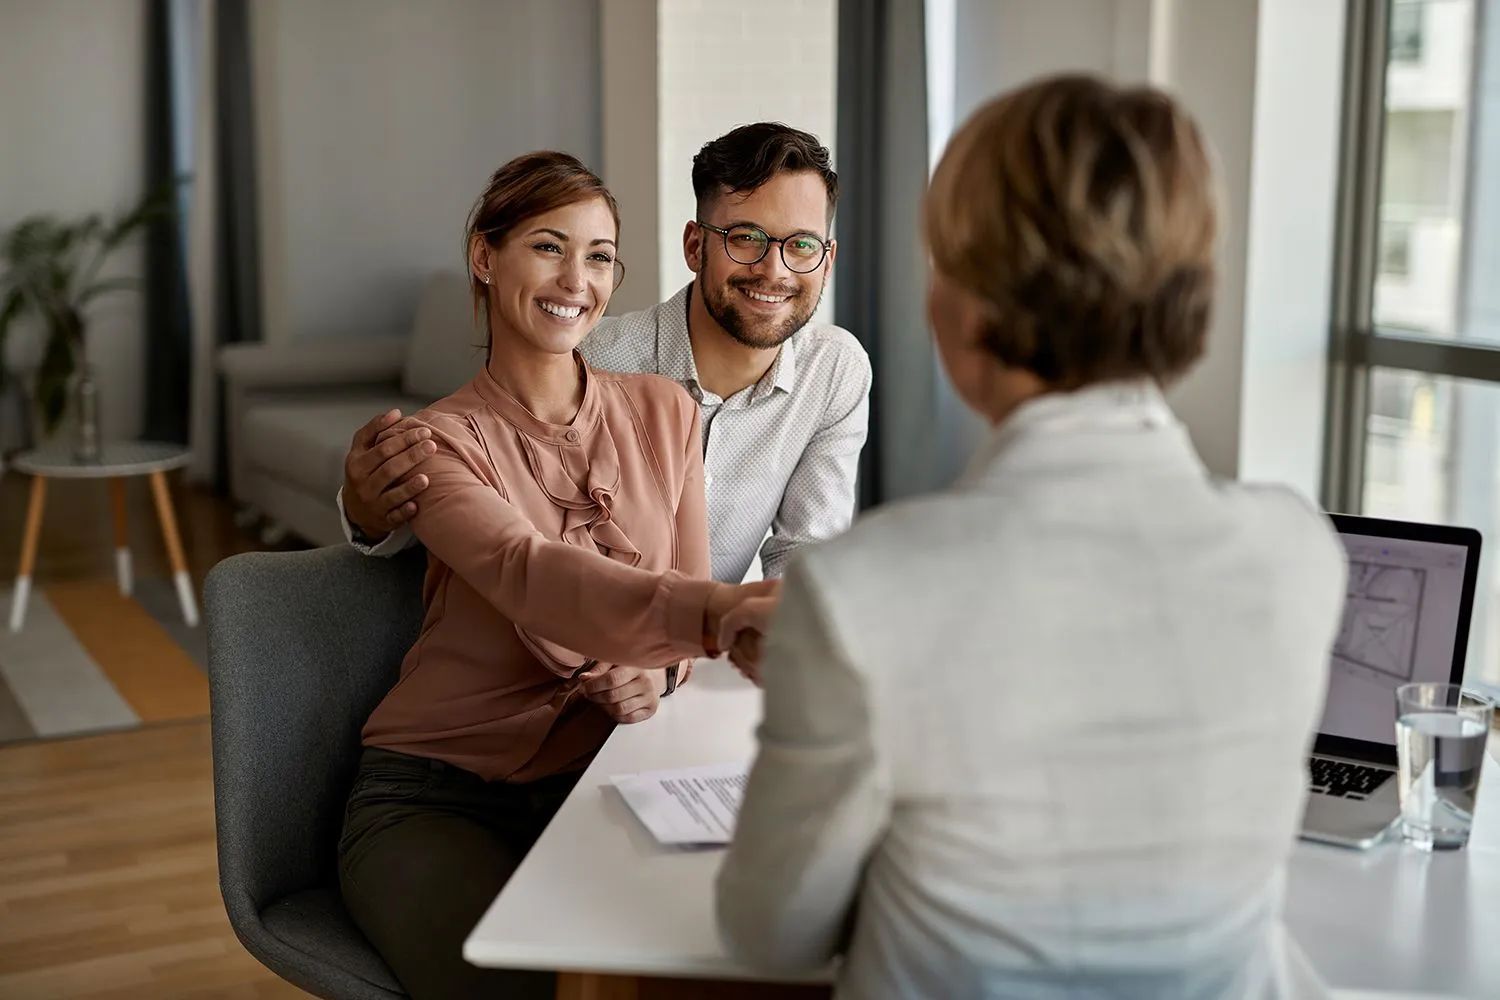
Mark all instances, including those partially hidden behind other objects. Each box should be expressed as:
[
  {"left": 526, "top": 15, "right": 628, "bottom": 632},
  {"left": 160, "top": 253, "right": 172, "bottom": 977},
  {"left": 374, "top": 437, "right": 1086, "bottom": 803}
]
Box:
[
  {"left": 704, "top": 580, "right": 783, "bottom": 685},
  {"left": 728, "top": 630, "right": 766, "bottom": 686},
  {"left": 579, "top": 666, "right": 661, "bottom": 724}
]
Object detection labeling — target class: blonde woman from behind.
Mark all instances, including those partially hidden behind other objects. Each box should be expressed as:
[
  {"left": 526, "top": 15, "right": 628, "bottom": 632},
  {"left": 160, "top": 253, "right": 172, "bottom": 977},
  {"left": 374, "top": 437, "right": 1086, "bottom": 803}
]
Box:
[{"left": 716, "top": 75, "right": 1344, "bottom": 999}]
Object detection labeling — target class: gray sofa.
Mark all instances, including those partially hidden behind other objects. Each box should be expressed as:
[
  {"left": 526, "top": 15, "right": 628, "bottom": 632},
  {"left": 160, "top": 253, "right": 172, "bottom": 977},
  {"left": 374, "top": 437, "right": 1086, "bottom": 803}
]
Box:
[{"left": 220, "top": 271, "right": 481, "bottom": 545}]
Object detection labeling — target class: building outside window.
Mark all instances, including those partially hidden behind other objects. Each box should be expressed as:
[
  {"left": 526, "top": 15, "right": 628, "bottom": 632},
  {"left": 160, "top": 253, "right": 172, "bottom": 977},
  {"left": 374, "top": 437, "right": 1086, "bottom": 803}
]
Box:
[
  {"left": 1390, "top": 0, "right": 1427, "bottom": 61},
  {"left": 1328, "top": 0, "right": 1500, "bottom": 687}
]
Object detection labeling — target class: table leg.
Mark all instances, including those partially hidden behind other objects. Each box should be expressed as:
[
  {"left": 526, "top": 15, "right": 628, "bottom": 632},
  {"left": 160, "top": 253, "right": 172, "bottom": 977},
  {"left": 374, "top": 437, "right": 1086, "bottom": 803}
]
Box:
[
  {"left": 556, "top": 973, "right": 637, "bottom": 1000},
  {"left": 147, "top": 471, "right": 198, "bottom": 626},
  {"left": 109, "top": 477, "right": 133, "bottom": 596},
  {"left": 556, "top": 975, "right": 831, "bottom": 999},
  {"left": 9, "top": 475, "right": 47, "bottom": 632}
]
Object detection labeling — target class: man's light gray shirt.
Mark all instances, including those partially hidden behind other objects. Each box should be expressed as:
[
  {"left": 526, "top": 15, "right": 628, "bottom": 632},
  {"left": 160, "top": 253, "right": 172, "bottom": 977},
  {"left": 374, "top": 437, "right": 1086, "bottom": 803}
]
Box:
[{"left": 341, "top": 284, "right": 871, "bottom": 583}]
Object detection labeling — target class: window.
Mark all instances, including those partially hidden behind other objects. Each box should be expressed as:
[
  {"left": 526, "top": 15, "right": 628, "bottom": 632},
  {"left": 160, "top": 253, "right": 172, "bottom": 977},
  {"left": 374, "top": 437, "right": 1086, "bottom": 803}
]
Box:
[
  {"left": 1378, "top": 220, "right": 1413, "bottom": 277},
  {"left": 1390, "top": 1, "right": 1425, "bottom": 62},
  {"left": 1327, "top": 0, "right": 1500, "bottom": 687}
]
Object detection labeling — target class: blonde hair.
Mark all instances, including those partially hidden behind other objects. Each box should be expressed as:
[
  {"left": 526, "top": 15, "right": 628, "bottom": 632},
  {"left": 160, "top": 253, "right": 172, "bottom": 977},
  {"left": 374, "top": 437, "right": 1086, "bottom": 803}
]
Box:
[{"left": 925, "top": 74, "right": 1217, "bottom": 387}]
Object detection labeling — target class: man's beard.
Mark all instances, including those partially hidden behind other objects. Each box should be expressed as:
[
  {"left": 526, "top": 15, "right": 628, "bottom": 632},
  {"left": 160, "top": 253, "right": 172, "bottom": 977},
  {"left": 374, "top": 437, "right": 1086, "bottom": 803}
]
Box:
[{"left": 700, "top": 270, "right": 825, "bottom": 350}]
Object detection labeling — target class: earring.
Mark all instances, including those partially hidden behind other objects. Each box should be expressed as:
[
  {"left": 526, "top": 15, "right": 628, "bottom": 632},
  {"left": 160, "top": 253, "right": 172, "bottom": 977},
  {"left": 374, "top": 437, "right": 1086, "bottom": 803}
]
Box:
[{"left": 482, "top": 275, "right": 491, "bottom": 284}]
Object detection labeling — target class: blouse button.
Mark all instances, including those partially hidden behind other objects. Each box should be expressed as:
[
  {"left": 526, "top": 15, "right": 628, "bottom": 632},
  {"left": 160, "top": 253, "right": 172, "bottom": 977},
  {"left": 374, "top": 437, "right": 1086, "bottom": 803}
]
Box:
[{"left": 565, "top": 429, "right": 579, "bottom": 443}]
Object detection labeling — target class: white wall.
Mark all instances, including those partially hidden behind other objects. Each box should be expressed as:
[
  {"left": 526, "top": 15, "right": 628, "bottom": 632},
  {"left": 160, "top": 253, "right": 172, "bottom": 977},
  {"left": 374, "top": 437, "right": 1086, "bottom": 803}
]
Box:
[
  {"left": 656, "top": 0, "right": 837, "bottom": 318},
  {"left": 922, "top": 0, "right": 1133, "bottom": 494},
  {"left": 954, "top": 0, "right": 1118, "bottom": 120},
  {"left": 1154, "top": 0, "right": 1261, "bottom": 482},
  {"left": 1238, "top": 0, "right": 1346, "bottom": 498},
  {"left": 946, "top": 0, "right": 1346, "bottom": 498},
  {"left": 0, "top": 0, "right": 147, "bottom": 443},
  {"left": 600, "top": 0, "right": 662, "bottom": 314},
  {"left": 250, "top": 0, "right": 600, "bottom": 344},
  {"left": 1161, "top": 0, "right": 1345, "bottom": 498}
]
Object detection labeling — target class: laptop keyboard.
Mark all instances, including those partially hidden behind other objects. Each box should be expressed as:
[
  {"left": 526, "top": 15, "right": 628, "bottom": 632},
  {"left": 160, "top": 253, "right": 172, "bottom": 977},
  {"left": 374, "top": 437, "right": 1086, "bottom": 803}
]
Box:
[{"left": 1308, "top": 758, "right": 1394, "bottom": 800}]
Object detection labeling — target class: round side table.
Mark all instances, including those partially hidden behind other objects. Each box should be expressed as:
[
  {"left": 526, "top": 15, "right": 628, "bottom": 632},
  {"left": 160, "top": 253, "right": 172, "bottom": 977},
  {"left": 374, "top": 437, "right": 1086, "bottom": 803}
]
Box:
[{"left": 8, "top": 442, "right": 196, "bottom": 632}]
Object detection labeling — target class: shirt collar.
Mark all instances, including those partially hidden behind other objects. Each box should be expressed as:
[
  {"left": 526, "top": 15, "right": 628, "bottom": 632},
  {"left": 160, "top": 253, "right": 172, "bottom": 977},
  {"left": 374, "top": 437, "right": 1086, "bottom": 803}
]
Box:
[
  {"left": 754, "top": 332, "right": 797, "bottom": 401},
  {"left": 1002, "top": 377, "right": 1176, "bottom": 436},
  {"left": 470, "top": 353, "right": 603, "bottom": 446},
  {"left": 959, "top": 377, "right": 1194, "bottom": 487},
  {"left": 655, "top": 284, "right": 700, "bottom": 387},
  {"left": 656, "top": 282, "right": 799, "bottom": 404}
]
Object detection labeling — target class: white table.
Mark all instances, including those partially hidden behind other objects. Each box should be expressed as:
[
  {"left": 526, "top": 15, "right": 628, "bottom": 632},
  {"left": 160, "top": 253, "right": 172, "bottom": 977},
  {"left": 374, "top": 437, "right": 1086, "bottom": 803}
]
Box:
[
  {"left": 7, "top": 442, "right": 197, "bottom": 632},
  {"left": 1286, "top": 782, "right": 1500, "bottom": 998},
  {"left": 466, "top": 664, "right": 1500, "bottom": 998}
]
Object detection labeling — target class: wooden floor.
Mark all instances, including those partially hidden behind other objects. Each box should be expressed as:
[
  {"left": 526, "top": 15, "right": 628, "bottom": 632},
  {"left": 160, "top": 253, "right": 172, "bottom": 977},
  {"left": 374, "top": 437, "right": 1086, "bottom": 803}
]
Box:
[
  {"left": 0, "top": 720, "right": 307, "bottom": 998},
  {"left": 0, "top": 470, "right": 306, "bottom": 997}
]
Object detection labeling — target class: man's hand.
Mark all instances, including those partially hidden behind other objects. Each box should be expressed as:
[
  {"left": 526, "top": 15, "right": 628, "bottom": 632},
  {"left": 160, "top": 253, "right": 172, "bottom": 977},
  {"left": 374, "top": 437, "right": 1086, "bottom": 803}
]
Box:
[
  {"left": 728, "top": 631, "right": 764, "bottom": 686},
  {"left": 705, "top": 580, "right": 782, "bottom": 686},
  {"left": 342, "top": 410, "right": 437, "bottom": 541},
  {"left": 579, "top": 666, "right": 661, "bottom": 724}
]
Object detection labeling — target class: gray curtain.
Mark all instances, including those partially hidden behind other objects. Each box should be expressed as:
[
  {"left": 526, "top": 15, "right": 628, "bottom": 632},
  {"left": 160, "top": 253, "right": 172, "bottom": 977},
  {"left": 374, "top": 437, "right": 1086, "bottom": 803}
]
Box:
[
  {"left": 212, "top": 0, "right": 263, "bottom": 488},
  {"left": 143, "top": 0, "right": 197, "bottom": 444},
  {"left": 836, "top": 0, "right": 978, "bottom": 507}
]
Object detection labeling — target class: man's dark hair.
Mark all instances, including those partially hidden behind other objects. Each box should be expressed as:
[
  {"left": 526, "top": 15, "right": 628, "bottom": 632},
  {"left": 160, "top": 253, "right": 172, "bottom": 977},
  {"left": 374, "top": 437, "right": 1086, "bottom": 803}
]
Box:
[{"left": 691, "top": 122, "right": 838, "bottom": 224}]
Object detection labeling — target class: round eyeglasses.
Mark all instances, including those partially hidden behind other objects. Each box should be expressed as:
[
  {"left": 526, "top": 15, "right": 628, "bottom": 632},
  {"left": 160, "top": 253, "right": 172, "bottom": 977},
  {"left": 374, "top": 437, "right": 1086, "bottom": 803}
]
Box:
[{"left": 696, "top": 221, "right": 831, "bottom": 273}]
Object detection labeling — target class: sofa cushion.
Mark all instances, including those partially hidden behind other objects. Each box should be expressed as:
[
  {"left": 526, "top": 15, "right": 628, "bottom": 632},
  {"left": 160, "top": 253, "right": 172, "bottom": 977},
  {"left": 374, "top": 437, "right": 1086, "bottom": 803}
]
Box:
[
  {"left": 242, "top": 394, "right": 425, "bottom": 498},
  {"left": 242, "top": 475, "right": 362, "bottom": 548},
  {"left": 401, "top": 271, "right": 485, "bottom": 400}
]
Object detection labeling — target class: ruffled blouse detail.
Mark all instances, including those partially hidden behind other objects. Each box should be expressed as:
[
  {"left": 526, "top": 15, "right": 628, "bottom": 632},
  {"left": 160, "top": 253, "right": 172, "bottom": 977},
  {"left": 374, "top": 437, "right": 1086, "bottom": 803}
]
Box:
[{"left": 472, "top": 360, "right": 644, "bottom": 672}]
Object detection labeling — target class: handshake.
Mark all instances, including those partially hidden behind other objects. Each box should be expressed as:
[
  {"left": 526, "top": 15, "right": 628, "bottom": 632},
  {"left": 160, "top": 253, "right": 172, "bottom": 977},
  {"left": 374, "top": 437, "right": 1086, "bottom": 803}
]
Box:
[{"left": 703, "top": 579, "right": 782, "bottom": 685}]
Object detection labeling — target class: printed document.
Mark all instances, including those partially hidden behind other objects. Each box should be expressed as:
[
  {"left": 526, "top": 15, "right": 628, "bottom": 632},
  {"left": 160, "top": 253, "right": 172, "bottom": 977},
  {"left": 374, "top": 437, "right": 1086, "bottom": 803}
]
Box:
[{"left": 611, "top": 762, "right": 749, "bottom": 845}]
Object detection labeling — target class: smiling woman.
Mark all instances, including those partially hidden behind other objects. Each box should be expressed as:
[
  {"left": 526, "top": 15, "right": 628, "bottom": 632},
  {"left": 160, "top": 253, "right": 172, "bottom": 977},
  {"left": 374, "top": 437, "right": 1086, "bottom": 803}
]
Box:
[
  {"left": 333, "top": 150, "right": 779, "bottom": 999},
  {"left": 464, "top": 153, "right": 623, "bottom": 355}
]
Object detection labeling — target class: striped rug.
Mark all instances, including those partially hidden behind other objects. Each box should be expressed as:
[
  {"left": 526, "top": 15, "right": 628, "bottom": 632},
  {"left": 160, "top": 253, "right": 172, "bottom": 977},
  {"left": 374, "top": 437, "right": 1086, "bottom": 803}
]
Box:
[{"left": 0, "top": 577, "right": 208, "bottom": 744}]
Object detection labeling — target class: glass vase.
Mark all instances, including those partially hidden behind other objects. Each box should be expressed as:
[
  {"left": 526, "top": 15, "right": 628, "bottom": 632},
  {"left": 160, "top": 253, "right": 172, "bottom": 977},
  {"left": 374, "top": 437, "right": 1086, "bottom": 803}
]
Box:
[{"left": 72, "top": 365, "right": 101, "bottom": 463}]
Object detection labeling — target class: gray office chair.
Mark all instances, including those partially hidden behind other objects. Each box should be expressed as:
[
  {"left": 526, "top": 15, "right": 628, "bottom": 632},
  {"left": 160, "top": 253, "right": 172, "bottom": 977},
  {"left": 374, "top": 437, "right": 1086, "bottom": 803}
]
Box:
[{"left": 205, "top": 544, "right": 428, "bottom": 1000}]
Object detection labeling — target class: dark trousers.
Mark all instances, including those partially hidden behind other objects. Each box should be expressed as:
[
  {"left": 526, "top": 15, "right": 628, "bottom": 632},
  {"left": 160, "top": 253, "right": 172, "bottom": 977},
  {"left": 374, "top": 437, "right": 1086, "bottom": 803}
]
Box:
[{"left": 337, "top": 747, "right": 581, "bottom": 1000}]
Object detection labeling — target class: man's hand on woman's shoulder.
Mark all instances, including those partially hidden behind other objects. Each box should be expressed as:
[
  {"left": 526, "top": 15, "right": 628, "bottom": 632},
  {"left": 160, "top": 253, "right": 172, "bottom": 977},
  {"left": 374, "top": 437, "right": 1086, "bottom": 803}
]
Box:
[{"left": 343, "top": 409, "right": 438, "bottom": 540}]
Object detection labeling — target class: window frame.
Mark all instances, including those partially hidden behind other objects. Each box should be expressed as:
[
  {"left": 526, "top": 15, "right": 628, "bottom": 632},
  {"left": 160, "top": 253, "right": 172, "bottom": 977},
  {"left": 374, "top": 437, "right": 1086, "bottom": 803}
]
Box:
[{"left": 1322, "top": 0, "right": 1496, "bottom": 513}]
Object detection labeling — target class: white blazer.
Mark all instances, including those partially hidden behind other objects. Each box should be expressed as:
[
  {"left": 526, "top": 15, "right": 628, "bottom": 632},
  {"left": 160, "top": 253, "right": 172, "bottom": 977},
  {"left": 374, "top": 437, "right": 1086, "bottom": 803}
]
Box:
[{"left": 716, "top": 379, "right": 1346, "bottom": 1000}]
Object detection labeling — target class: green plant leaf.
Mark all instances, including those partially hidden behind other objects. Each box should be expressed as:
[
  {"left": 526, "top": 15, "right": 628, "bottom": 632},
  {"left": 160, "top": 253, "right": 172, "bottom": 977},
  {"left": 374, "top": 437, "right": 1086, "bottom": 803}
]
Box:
[
  {"left": 77, "top": 183, "right": 180, "bottom": 297},
  {"left": 0, "top": 183, "right": 179, "bottom": 426}
]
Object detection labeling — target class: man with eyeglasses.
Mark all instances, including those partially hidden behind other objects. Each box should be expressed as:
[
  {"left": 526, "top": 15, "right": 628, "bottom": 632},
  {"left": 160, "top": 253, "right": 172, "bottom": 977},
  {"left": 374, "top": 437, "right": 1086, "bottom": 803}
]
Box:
[{"left": 339, "top": 123, "right": 871, "bottom": 604}]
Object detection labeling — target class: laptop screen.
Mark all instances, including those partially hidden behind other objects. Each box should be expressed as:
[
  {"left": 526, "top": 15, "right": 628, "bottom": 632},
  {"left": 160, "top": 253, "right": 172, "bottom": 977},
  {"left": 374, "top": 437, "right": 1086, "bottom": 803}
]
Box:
[{"left": 1319, "top": 530, "right": 1473, "bottom": 746}]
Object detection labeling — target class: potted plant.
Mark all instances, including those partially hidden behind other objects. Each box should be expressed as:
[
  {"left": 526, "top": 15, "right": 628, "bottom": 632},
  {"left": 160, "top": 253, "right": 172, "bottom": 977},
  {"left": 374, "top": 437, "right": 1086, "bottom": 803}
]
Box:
[{"left": 0, "top": 190, "right": 171, "bottom": 461}]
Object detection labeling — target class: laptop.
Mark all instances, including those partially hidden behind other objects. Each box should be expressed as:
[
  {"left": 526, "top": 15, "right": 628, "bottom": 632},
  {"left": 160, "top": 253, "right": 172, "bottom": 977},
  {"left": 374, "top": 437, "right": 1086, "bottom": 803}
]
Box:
[{"left": 1300, "top": 513, "right": 1482, "bottom": 848}]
